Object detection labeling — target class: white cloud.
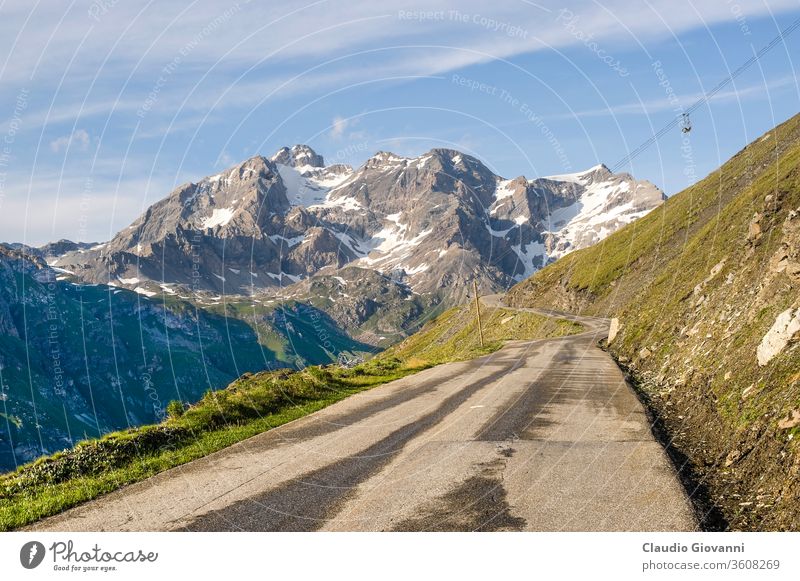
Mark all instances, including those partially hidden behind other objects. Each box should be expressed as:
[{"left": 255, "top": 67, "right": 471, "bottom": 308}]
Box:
[
  {"left": 3, "top": 1, "right": 798, "bottom": 101},
  {"left": 330, "top": 115, "right": 350, "bottom": 139},
  {"left": 49, "top": 129, "right": 90, "bottom": 153}
]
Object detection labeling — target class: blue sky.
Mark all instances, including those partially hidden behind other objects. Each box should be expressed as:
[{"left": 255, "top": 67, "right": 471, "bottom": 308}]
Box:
[{"left": 0, "top": 0, "right": 798, "bottom": 245}]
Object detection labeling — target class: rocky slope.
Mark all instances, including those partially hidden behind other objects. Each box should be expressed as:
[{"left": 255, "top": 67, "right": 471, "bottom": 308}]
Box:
[
  {"left": 506, "top": 113, "right": 800, "bottom": 530},
  {"left": 291, "top": 266, "right": 437, "bottom": 347},
  {"left": 54, "top": 146, "right": 664, "bottom": 298},
  {"left": 0, "top": 245, "right": 368, "bottom": 472}
]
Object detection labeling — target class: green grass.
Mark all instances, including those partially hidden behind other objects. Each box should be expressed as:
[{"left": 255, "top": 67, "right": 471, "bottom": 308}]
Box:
[
  {"left": 0, "top": 360, "right": 418, "bottom": 531},
  {"left": 387, "top": 303, "right": 584, "bottom": 366},
  {"left": 506, "top": 113, "right": 800, "bottom": 530},
  {"left": 0, "top": 302, "right": 582, "bottom": 531},
  {"left": 0, "top": 273, "right": 374, "bottom": 472}
]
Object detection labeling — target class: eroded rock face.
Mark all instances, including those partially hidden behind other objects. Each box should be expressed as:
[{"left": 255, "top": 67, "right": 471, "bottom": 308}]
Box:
[
  {"left": 769, "top": 209, "right": 800, "bottom": 281},
  {"left": 747, "top": 213, "right": 763, "bottom": 243},
  {"left": 757, "top": 308, "right": 800, "bottom": 366},
  {"left": 51, "top": 146, "right": 664, "bottom": 300},
  {"left": 608, "top": 317, "right": 620, "bottom": 343},
  {"left": 778, "top": 410, "right": 800, "bottom": 430}
]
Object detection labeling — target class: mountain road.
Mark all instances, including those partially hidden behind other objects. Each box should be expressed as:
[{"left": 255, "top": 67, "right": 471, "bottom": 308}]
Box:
[{"left": 30, "top": 295, "right": 697, "bottom": 532}]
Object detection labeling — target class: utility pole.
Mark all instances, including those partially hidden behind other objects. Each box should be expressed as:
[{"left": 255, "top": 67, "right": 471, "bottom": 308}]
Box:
[{"left": 473, "top": 280, "right": 484, "bottom": 348}]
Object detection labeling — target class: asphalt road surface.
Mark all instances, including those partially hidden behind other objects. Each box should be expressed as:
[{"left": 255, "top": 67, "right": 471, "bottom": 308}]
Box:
[{"left": 31, "top": 296, "right": 697, "bottom": 531}]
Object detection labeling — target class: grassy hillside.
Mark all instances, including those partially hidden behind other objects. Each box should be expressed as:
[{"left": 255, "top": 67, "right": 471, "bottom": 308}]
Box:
[
  {"left": 0, "top": 300, "right": 580, "bottom": 530},
  {"left": 0, "top": 358, "right": 417, "bottom": 531},
  {"left": 0, "top": 248, "right": 372, "bottom": 474},
  {"left": 507, "top": 113, "right": 800, "bottom": 531},
  {"left": 386, "top": 302, "right": 583, "bottom": 366}
]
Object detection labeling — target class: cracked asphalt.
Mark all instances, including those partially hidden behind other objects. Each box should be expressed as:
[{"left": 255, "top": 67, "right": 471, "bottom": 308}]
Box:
[{"left": 30, "top": 296, "right": 697, "bottom": 532}]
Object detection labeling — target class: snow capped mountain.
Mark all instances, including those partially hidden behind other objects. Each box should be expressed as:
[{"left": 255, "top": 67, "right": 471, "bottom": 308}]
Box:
[
  {"left": 271, "top": 144, "right": 325, "bottom": 169},
  {"left": 486, "top": 163, "right": 665, "bottom": 278},
  {"left": 271, "top": 144, "right": 354, "bottom": 207},
  {"left": 539, "top": 164, "right": 663, "bottom": 261},
  {"left": 55, "top": 145, "right": 664, "bottom": 301}
]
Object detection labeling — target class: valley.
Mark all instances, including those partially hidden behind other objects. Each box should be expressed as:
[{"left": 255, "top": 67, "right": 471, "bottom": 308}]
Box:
[
  {"left": 2, "top": 113, "right": 798, "bottom": 531},
  {"left": 24, "top": 300, "right": 696, "bottom": 532},
  {"left": 0, "top": 144, "right": 663, "bottom": 472}
]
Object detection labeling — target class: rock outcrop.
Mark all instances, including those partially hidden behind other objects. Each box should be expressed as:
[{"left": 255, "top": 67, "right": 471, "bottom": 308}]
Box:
[{"left": 757, "top": 308, "right": 800, "bottom": 366}]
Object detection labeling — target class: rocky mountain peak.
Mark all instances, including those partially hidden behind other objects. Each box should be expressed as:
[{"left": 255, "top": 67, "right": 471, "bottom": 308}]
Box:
[
  {"left": 579, "top": 163, "right": 613, "bottom": 182},
  {"left": 38, "top": 239, "right": 98, "bottom": 259},
  {"left": 176, "top": 154, "right": 289, "bottom": 227},
  {"left": 427, "top": 148, "right": 480, "bottom": 167},
  {"left": 355, "top": 149, "right": 490, "bottom": 180},
  {"left": 543, "top": 163, "right": 612, "bottom": 185},
  {"left": 53, "top": 143, "right": 665, "bottom": 296},
  {"left": 271, "top": 145, "right": 324, "bottom": 169},
  {"left": 364, "top": 151, "right": 408, "bottom": 168}
]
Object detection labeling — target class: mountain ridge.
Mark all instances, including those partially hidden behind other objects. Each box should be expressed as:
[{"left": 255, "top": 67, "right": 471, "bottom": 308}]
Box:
[
  {"left": 0, "top": 143, "right": 665, "bottom": 470},
  {"left": 51, "top": 145, "right": 665, "bottom": 301}
]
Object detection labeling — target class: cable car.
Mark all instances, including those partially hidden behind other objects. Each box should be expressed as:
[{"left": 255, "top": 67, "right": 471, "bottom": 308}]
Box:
[{"left": 681, "top": 113, "right": 692, "bottom": 133}]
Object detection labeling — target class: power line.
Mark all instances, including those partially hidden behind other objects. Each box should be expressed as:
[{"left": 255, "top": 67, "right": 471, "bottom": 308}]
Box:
[{"left": 612, "top": 16, "right": 800, "bottom": 172}]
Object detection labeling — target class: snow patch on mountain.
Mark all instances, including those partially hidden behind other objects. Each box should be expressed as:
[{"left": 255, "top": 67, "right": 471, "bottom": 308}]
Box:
[
  {"left": 202, "top": 208, "right": 235, "bottom": 229},
  {"left": 512, "top": 243, "right": 547, "bottom": 280},
  {"left": 332, "top": 230, "right": 368, "bottom": 257},
  {"left": 276, "top": 162, "right": 353, "bottom": 207},
  {"left": 487, "top": 223, "right": 514, "bottom": 237},
  {"left": 495, "top": 179, "right": 516, "bottom": 201},
  {"left": 117, "top": 276, "right": 140, "bottom": 285},
  {"left": 309, "top": 194, "right": 362, "bottom": 212},
  {"left": 267, "top": 272, "right": 301, "bottom": 283},
  {"left": 269, "top": 234, "right": 305, "bottom": 247},
  {"left": 544, "top": 163, "right": 607, "bottom": 184},
  {"left": 543, "top": 177, "right": 659, "bottom": 260},
  {"left": 357, "top": 211, "right": 433, "bottom": 275}
]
